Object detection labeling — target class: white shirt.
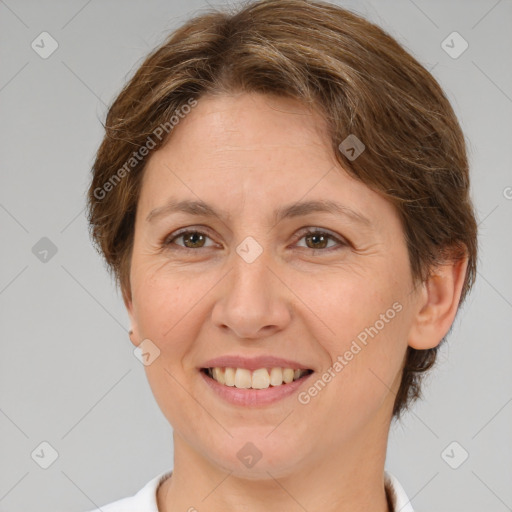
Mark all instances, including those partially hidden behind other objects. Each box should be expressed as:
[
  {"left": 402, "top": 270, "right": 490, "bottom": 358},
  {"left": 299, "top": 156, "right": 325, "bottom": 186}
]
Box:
[{"left": 85, "top": 469, "right": 414, "bottom": 512}]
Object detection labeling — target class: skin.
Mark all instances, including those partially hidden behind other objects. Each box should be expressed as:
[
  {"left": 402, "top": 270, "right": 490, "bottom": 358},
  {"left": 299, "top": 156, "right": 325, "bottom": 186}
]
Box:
[{"left": 125, "top": 92, "right": 468, "bottom": 512}]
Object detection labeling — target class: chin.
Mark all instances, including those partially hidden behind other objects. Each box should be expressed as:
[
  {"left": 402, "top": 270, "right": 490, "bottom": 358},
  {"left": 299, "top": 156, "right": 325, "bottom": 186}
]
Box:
[{"left": 203, "top": 428, "right": 311, "bottom": 480}]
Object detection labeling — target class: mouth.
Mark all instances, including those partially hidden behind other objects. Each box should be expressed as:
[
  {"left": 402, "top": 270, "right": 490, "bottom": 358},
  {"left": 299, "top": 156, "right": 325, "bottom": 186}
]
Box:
[{"left": 200, "top": 367, "right": 314, "bottom": 390}]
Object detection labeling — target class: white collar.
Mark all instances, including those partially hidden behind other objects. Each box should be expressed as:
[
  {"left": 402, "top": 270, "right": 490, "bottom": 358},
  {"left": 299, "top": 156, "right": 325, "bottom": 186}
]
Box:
[
  {"left": 385, "top": 471, "right": 415, "bottom": 511},
  {"left": 92, "top": 468, "right": 414, "bottom": 512}
]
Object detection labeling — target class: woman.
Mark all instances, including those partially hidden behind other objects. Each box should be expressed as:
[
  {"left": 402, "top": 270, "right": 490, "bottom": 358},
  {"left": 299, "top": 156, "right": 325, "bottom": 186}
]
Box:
[{"left": 86, "top": 0, "right": 478, "bottom": 510}]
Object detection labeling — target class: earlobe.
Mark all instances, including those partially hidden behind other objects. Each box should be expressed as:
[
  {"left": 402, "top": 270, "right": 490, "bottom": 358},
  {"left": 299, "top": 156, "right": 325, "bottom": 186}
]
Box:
[
  {"left": 408, "top": 256, "right": 468, "bottom": 350},
  {"left": 128, "top": 328, "right": 139, "bottom": 347},
  {"left": 123, "top": 289, "right": 140, "bottom": 348},
  {"left": 127, "top": 319, "right": 140, "bottom": 348}
]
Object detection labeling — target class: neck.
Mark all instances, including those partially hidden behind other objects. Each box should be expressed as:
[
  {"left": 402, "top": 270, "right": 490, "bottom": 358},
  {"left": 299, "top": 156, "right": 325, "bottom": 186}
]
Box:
[{"left": 158, "top": 416, "right": 393, "bottom": 512}]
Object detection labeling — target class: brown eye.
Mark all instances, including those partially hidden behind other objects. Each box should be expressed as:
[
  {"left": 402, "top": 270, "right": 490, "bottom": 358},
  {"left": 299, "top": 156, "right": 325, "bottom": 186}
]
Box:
[
  {"left": 181, "top": 232, "right": 206, "bottom": 248},
  {"left": 295, "top": 229, "right": 347, "bottom": 251},
  {"left": 163, "top": 228, "right": 346, "bottom": 253},
  {"left": 164, "top": 230, "right": 214, "bottom": 250},
  {"left": 305, "top": 232, "right": 329, "bottom": 249}
]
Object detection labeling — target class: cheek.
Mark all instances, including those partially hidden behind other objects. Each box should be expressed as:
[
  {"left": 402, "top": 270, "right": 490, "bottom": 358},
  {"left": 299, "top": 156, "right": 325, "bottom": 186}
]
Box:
[
  {"left": 133, "top": 273, "right": 206, "bottom": 426},
  {"left": 343, "top": 303, "right": 410, "bottom": 398},
  {"left": 143, "top": 363, "right": 207, "bottom": 449},
  {"left": 291, "top": 262, "right": 404, "bottom": 346},
  {"left": 131, "top": 259, "right": 199, "bottom": 340},
  {"left": 306, "top": 317, "right": 408, "bottom": 445},
  {"left": 299, "top": 265, "right": 410, "bottom": 406}
]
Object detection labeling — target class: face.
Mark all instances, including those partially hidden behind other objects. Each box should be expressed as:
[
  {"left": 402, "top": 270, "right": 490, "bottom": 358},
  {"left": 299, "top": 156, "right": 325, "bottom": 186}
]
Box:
[{"left": 126, "top": 92, "right": 422, "bottom": 478}]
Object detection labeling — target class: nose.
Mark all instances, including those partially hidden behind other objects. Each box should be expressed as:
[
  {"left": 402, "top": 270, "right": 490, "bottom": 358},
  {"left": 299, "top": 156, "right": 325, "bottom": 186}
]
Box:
[{"left": 211, "top": 249, "right": 292, "bottom": 340}]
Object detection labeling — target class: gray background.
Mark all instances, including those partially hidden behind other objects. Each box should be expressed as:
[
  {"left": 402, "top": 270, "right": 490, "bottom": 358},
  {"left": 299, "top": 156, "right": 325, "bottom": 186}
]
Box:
[{"left": 1, "top": 0, "right": 511, "bottom": 511}]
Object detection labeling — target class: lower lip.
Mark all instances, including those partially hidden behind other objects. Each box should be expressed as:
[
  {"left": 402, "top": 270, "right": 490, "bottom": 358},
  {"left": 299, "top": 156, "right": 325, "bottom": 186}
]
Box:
[{"left": 199, "top": 370, "right": 314, "bottom": 407}]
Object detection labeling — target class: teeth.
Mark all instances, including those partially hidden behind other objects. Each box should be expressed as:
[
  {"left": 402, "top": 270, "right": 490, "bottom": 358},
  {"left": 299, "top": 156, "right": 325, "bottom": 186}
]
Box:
[
  {"left": 206, "top": 367, "right": 310, "bottom": 389},
  {"left": 269, "top": 367, "right": 283, "bottom": 386},
  {"left": 234, "top": 368, "right": 252, "bottom": 388},
  {"left": 224, "top": 367, "right": 236, "bottom": 386},
  {"left": 251, "top": 368, "right": 270, "bottom": 389},
  {"left": 212, "top": 367, "right": 225, "bottom": 385},
  {"left": 283, "top": 368, "right": 294, "bottom": 384}
]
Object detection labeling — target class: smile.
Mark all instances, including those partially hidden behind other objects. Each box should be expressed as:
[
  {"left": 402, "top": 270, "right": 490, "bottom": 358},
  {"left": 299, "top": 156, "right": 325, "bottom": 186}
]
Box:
[{"left": 201, "top": 367, "right": 314, "bottom": 389}]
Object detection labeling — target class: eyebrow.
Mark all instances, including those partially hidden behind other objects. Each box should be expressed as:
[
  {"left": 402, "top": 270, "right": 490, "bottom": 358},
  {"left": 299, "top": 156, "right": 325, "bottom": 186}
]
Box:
[{"left": 146, "top": 198, "right": 372, "bottom": 228}]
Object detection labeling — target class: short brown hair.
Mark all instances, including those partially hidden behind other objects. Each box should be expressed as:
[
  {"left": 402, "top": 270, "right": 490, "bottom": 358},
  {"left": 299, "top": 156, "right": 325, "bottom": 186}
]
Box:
[{"left": 87, "top": 0, "right": 478, "bottom": 419}]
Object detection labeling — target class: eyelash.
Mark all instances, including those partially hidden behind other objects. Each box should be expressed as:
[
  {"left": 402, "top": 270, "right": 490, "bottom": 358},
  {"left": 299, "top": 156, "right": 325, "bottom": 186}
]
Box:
[{"left": 163, "top": 228, "right": 348, "bottom": 253}]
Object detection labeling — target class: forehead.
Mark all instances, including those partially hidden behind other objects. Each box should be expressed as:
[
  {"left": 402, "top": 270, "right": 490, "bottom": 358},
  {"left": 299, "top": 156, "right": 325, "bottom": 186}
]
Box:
[
  {"left": 138, "top": 92, "right": 399, "bottom": 234},
  {"left": 143, "top": 92, "right": 336, "bottom": 196},
  {"left": 160, "top": 92, "right": 331, "bottom": 156}
]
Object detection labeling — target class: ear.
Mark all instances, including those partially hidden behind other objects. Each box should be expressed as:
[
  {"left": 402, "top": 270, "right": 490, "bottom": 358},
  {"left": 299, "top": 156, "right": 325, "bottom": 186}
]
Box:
[
  {"left": 122, "top": 286, "right": 140, "bottom": 348},
  {"left": 408, "top": 256, "right": 469, "bottom": 350}
]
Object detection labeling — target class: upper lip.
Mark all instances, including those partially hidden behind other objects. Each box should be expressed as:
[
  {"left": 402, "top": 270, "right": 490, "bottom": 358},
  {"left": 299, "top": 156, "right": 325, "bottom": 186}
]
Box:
[{"left": 200, "top": 355, "right": 313, "bottom": 371}]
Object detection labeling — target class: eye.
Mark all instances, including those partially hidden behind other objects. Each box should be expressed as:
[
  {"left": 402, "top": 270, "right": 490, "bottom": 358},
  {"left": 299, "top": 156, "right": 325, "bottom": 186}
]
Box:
[
  {"left": 162, "top": 227, "right": 348, "bottom": 252},
  {"left": 163, "top": 229, "right": 216, "bottom": 250},
  {"left": 294, "top": 229, "right": 347, "bottom": 251}
]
